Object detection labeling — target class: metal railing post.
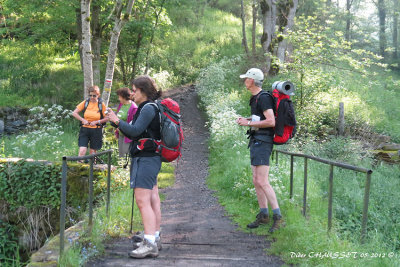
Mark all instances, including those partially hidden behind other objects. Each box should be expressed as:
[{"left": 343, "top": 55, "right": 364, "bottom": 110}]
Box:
[
  {"left": 59, "top": 158, "right": 68, "bottom": 256},
  {"left": 290, "top": 155, "right": 294, "bottom": 199},
  {"left": 328, "top": 165, "right": 334, "bottom": 232},
  {"left": 88, "top": 157, "right": 94, "bottom": 230},
  {"left": 303, "top": 157, "right": 308, "bottom": 217},
  {"left": 361, "top": 171, "right": 372, "bottom": 243},
  {"left": 106, "top": 152, "right": 111, "bottom": 217}
]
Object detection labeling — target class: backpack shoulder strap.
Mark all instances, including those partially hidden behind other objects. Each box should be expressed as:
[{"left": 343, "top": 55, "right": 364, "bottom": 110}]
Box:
[
  {"left": 255, "top": 90, "right": 275, "bottom": 113},
  {"left": 82, "top": 98, "right": 90, "bottom": 116},
  {"left": 98, "top": 98, "right": 104, "bottom": 120}
]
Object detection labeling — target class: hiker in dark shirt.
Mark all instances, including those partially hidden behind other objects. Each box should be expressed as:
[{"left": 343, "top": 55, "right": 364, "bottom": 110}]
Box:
[
  {"left": 236, "top": 68, "right": 284, "bottom": 233},
  {"left": 107, "top": 76, "right": 162, "bottom": 258}
]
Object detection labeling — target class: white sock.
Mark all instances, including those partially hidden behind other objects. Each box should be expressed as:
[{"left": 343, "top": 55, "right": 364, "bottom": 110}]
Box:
[
  {"left": 144, "top": 234, "right": 156, "bottom": 244},
  {"left": 155, "top": 231, "right": 160, "bottom": 238}
]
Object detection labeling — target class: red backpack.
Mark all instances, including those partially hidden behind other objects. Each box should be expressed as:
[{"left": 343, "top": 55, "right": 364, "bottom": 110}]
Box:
[
  {"left": 256, "top": 90, "right": 296, "bottom": 145},
  {"left": 148, "top": 98, "right": 184, "bottom": 162}
]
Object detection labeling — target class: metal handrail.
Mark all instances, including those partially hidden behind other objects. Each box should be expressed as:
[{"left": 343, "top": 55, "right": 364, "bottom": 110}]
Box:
[
  {"left": 273, "top": 149, "right": 372, "bottom": 243},
  {"left": 59, "top": 149, "right": 113, "bottom": 255}
]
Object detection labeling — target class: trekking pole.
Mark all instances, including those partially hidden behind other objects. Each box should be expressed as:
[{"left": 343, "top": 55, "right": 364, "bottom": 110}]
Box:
[{"left": 130, "top": 189, "right": 135, "bottom": 234}]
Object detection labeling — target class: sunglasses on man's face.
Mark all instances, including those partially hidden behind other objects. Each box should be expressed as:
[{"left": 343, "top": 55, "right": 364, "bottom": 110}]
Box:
[{"left": 89, "top": 94, "right": 98, "bottom": 98}]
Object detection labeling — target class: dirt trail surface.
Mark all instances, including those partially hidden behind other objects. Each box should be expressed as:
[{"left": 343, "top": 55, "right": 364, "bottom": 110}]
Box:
[{"left": 87, "top": 85, "right": 284, "bottom": 267}]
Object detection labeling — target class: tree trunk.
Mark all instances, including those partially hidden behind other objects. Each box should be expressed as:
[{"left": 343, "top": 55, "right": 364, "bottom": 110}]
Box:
[
  {"left": 378, "top": 0, "right": 387, "bottom": 58},
  {"left": 241, "top": 0, "right": 250, "bottom": 57},
  {"left": 130, "top": 0, "right": 151, "bottom": 80},
  {"left": 145, "top": 0, "right": 166, "bottom": 74},
  {"left": 345, "top": 0, "right": 352, "bottom": 42},
  {"left": 131, "top": 32, "right": 143, "bottom": 80},
  {"left": 252, "top": 0, "right": 258, "bottom": 59},
  {"left": 101, "top": 0, "right": 135, "bottom": 107},
  {"left": 117, "top": 42, "right": 128, "bottom": 85},
  {"left": 276, "top": 0, "right": 298, "bottom": 68},
  {"left": 81, "top": 0, "right": 93, "bottom": 99},
  {"left": 260, "top": 0, "right": 277, "bottom": 74},
  {"left": 92, "top": 1, "right": 102, "bottom": 87},
  {"left": 393, "top": 0, "right": 398, "bottom": 59},
  {"left": 75, "top": 7, "right": 84, "bottom": 73}
]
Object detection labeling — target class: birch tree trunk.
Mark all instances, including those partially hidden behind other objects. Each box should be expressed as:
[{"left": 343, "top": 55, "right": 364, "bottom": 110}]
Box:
[
  {"left": 81, "top": 0, "right": 93, "bottom": 99},
  {"left": 92, "top": 1, "right": 102, "bottom": 86},
  {"left": 276, "top": 0, "right": 298, "bottom": 67},
  {"left": 101, "top": 0, "right": 135, "bottom": 107},
  {"left": 241, "top": 0, "right": 250, "bottom": 57},
  {"left": 260, "top": 0, "right": 277, "bottom": 74}
]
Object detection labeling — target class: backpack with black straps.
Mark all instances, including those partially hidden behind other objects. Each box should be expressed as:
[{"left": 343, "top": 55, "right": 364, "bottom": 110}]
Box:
[
  {"left": 143, "top": 98, "right": 184, "bottom": 162},
  {"left": 256, "top": 84, "right": 296, "bottom": 145},
  {"left": 81, "top": 98, "right": 106, "bottom": 127}
]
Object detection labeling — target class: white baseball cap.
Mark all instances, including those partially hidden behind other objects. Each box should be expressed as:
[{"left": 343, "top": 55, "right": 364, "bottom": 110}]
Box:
[{"left": 239, "top": 68, "right": 264, "bottom": 81}]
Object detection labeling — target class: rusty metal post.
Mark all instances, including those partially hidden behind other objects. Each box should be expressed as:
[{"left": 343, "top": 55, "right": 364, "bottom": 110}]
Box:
[
  {"left": 328, "top": 165, "right": 334, "bottom": 232},
  {"left": 88, "top": 157, "right": 94, "bottom": 230},
  {"left": 106, "top": 152, "right": 111, "bottom": 217},
  {"left": 361, "top": 171, "right": 372, "bottom": 243},
  {"left": 339, "top": 102, "right": 345, "bottom": 136},
  {"left": 290, "top": 155, "right": 294, "bottom": 199},
  {"left": 303, "top": 157, "right": 308, "bottom": 216},
  {"left": 59, "top": 158, "right": 68, "bottom": 255}
]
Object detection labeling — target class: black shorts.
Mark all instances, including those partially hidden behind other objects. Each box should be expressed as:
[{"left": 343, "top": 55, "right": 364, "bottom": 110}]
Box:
[
  {"left": 130, "top": 156, "right": 162, "bottom": 189},
  {"left": 249, "top": 138, "right": 273, "bottom": 166},
  {"left": 78, "top": 127, "right": 103, "bottom": 150}
]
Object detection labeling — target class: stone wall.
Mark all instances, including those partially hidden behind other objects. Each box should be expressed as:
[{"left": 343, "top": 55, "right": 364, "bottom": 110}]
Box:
[
  {"left": 0, "top": 158, "right": 114, "bottom": 263},
  {"left": 0, "top": 107, "right": 30, "bottom": 135}
]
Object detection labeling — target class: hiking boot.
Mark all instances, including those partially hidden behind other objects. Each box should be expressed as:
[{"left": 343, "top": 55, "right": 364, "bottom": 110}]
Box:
[
  {"left": 131, "top": 231, "right": 144, "bottom": 250},
  {"left": 269, "top": 214, "right": 285, "bottom": 233},
  {"left": 131, "top": 231, "right": 162, "bottom": 251},
  {"left": 247, "top": 212, "right": 270, "bottom": 229},
  {"left": 128, "top": 239, "right": 159, "bottom": 259}
]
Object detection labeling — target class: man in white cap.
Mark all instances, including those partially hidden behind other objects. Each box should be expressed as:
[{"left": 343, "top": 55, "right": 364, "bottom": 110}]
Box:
[{"left": 236, "top": 68, "right": 284, "bottom": 232}]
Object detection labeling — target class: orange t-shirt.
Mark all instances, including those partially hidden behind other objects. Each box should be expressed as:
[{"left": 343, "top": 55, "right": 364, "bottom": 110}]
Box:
[{"left": 77, "top": 100, "right": 107, "bottom": 128}]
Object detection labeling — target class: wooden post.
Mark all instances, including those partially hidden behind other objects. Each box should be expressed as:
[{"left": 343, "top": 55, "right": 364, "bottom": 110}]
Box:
[{"left": 339, "top": 102, "right": 345, "bottom": 136}]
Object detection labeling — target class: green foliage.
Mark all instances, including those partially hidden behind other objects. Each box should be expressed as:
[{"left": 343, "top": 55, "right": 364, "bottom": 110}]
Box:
[
  {"left": 0, "top": 41, "right": 82, "bottom": 108},
  {"left": 0, "top": 220, "right": 20, "bottom": 266},
  {"left": 197, "top": 57, "right": 400, "bottom": 266},
  {"left": 0, "top": 160, "right": 61, "bottom": 210}
]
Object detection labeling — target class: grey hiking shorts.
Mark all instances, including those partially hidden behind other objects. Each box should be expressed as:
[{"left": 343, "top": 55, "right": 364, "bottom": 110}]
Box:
[
  {"left": 249, "top": 138, "right": 273, "bottom": 166},
  {"left": 130, "top": 156, "right": 161, "bottom": 189}
]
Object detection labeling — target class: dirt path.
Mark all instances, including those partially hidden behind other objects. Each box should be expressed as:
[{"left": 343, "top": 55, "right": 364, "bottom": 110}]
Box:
[{"left": 87, "top": 86, "right": 284, "bottom": 266}]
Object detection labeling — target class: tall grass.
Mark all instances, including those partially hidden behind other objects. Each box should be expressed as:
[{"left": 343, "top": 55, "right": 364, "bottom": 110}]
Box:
[{"left": 197, "top": 57, "right": 400, "bottom": 266}]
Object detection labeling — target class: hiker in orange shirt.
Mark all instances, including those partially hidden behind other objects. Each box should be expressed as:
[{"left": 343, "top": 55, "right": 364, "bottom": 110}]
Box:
[{"left": 72, "top": 86, "right": 107, "bottom": 157}]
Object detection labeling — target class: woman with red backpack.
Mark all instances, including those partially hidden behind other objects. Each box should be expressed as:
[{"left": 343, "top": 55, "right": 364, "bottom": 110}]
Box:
[{"left": 107, "top": 76, "right": 162, "bottom": 259}]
